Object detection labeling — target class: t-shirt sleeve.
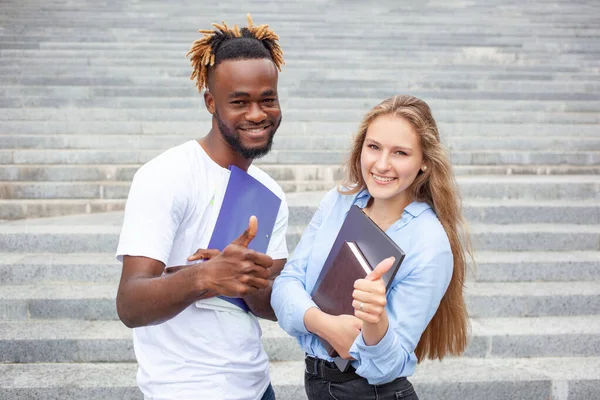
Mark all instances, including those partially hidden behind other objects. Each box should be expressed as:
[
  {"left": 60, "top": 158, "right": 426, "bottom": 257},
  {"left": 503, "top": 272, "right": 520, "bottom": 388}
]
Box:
[
  {"left": 265, "top": 193, "right": 289, "bottom": 261},
  {"left": 115, "top": 163, "right": 186, "bottom": 265}
]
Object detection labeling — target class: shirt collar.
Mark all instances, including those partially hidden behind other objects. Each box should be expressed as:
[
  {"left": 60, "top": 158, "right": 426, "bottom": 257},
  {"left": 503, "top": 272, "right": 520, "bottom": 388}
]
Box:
[
  {"left": 404, "top": 201, "right": 431, "bottom": 218},
  {"left": 353, "top": 188, "right": 431, "bottom": 217}
]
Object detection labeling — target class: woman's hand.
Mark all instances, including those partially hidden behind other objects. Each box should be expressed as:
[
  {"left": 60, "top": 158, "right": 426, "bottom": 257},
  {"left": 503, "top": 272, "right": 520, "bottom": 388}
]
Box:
[
  {"left": 304, "top": 308, "right": 362, "bottom": 359},
  {"left": 327, "top": 314, "right": 363, "bottom": 359},
  {"left": 352, "top": 257, "right": 395, "bottom": 345}
]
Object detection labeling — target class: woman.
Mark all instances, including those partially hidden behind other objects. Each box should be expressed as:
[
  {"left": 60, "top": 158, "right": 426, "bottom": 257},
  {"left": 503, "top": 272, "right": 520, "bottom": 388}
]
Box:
[{"left": 270, "top": 95, "right": 473, "bottom": 399}]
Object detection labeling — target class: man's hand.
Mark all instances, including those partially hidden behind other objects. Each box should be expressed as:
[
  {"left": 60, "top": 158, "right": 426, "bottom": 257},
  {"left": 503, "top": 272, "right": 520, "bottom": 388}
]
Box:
[
  {"left": 187, "top": 248, "right": 220, "bottom": 262},
  {"left": 200, "top": 216, "right": 274, "bottom": 298},
  {"left": 164, "top": 249, "right": 220, "bottom": 274}
]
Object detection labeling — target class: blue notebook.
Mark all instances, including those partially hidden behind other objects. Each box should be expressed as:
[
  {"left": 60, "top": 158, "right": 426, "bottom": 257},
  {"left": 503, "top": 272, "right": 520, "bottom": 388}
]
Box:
[{"left": 207, "top": 165, "right": 282, "bottom": 312}]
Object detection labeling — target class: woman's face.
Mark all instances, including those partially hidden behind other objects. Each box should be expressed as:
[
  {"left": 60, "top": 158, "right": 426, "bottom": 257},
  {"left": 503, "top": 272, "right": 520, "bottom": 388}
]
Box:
[{"left": 360, "top": 114, "right": 424, "bottom": 204}]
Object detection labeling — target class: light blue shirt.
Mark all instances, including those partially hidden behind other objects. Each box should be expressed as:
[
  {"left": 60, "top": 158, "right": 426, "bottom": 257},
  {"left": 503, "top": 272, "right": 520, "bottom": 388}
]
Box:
[{"left": 271, "top": 187, "right": 453, "bottom": 385}]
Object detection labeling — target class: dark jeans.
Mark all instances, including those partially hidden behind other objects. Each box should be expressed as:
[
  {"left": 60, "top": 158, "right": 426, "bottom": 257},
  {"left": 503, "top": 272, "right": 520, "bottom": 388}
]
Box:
[
  {"left": 305, "top": 372, "right": 418, "bottom": 400},
  {"left": 261, "top": 383, "right": 276, "bottom": 400}
]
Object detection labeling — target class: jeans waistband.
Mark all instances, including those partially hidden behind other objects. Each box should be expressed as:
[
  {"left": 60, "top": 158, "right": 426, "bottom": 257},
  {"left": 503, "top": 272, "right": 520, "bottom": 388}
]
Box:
[{"left": 305, "top": 355, "right": 361, "bottom": 384}]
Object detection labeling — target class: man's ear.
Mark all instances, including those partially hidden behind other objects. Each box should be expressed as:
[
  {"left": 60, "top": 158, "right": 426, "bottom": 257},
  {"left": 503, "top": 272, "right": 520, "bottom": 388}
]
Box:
[{"left": 204, "top": 90, "right": 215, "bottom": 115}]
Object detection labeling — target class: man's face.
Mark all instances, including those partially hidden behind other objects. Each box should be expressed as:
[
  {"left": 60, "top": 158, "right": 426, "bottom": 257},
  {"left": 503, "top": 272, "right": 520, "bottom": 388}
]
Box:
[{"left": 205, "top": 58, "right": 282, "bottom": 160}]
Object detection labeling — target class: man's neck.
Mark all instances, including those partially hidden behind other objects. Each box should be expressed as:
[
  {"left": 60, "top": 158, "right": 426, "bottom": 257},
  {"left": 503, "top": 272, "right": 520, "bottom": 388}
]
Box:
[{"left": 198, "top": 133, "right": 252, "bottom": 171}]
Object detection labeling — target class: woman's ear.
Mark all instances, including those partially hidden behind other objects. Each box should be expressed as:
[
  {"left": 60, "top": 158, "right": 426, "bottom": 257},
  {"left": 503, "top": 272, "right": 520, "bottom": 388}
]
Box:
[
  {"left": 204, "top": 90, "right": 215, "bottom": 115},
  {"left": 421, "top": 165, "right": 428, "bottom": 172}
]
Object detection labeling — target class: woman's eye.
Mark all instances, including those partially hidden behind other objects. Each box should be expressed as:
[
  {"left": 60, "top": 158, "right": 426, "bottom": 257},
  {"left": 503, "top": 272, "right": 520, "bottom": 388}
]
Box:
[
  {"left": 368, "top": 144, "right": 378, "bottom": 150},
  {"left": 396, "top": 151, "right": 407, "bottom": 156}
]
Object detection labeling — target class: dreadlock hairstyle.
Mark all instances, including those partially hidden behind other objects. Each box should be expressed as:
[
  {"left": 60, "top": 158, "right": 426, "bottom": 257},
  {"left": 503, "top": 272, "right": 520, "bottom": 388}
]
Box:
[
  {"left": 187, "top": 14, "right": 285, "bottom": 92},
  {"left": 341, "top": 95, "right": 473, "bottom": 362}
]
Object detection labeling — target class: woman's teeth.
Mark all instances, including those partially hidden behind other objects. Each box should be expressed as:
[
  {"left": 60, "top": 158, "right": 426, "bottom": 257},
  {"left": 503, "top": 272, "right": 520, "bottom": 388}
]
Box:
[{"left": 372, "top": 174, "right": 395, "bottom": 182}]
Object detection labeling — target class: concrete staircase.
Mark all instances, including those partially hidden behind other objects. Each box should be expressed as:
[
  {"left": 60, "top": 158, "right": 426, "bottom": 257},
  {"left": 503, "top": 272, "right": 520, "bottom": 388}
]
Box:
[{"left": 1, "top": 0, "right": 599, "bottom": 399}]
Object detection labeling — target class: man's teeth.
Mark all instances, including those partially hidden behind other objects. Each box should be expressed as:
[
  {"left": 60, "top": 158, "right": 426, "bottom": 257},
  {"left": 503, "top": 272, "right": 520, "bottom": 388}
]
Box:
[
  {"left": 242, "top": 127, "right": 268, "bottom": 132},
  {"left": 372, "top": 174, "right": 395, "bottom": 182}
]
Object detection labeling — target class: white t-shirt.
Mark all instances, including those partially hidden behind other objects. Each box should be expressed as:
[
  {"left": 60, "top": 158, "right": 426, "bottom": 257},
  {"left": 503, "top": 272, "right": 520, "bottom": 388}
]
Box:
[{"left": 116, "top": 140, "right": 289, "bottom": 400}]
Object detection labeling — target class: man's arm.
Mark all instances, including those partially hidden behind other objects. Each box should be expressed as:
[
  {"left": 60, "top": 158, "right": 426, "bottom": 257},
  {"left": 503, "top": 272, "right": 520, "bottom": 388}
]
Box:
[
  {"left": 116, "top": 239, "right": 273, "bottom": 328},
  {"left": 243, "top": 258, "right": 286, "bottom": 321},
  {"left": 116, "top": 255, "right": 213, "bottom": 328}
]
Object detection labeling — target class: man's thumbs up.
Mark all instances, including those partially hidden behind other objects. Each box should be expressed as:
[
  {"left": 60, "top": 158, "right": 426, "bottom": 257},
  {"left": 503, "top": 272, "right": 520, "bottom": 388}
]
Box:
[
  {"left": 366, "top": 257, "right": 395, "bottom": 282},
  {"left": 231, "top": 215, "right": 258, "bottom": 248}
]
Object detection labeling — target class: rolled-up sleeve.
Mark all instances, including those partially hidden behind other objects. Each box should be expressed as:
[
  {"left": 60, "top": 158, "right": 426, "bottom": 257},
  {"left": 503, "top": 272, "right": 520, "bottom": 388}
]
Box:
[{"left": 349, "top": 249, "right": 453, "bottom": 384}]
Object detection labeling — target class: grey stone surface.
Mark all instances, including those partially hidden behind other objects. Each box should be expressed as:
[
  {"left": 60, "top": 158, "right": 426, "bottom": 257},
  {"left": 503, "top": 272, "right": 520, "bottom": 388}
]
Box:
[
  {"left": 473, "top": 251, "right": 600, "bottom": 282},
  {"left": 3, "top": 220, "right": 600, "bottom": 253},
  {"left": 465, "top": 281, "right": 600, "bottom": 317},
  {"left": 1, "top": 0, "right": 599, "bottom": 397},
  {"left": 3, "top": 358, "right": 597, "bottom": 400},
  {"left": 2, "top": 175, "right": 600, "bottom": 200},
  {"left": 0, "top": 199, "right": 125, "bottom": 220},
  {"left": 1, "top": 281, "right": 598, "bottom": 320}
]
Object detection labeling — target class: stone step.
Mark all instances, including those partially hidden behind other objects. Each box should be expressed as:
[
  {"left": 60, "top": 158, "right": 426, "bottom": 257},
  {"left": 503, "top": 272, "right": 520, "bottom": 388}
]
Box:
[
  {"left": 2, "top": 175, "right": 599, "bottom": 200},
  {"left": 0, "top": 199, "right": 126, "bottom": 220},
  {"left": 1, "top": 21, "right": 597, "bottom": 37},
  {"left": 1, "top": 47, "right": 597, "bottom": 66},
  {"left": 3, "top": 63, "right": 600, "bottom": 83},
  {"left": 2, "top": 148, "right": 600, "bottom": 166},
  {"left": 2, "top": 84, "right": 600, "bottom": 101},
  {"left": 2, "top": 45, "right": 597, "bottom": 58},
  {"left": 2, "top": 55, "right": 598, "bottom": 71},
  {"left": 465, "top": 281, "right": 600, "bottom": 318},
  {"left": 2, "top": 68, "right": 599, "bottom": 89},
  {"left": 0, "top": 315, "right": 598, "bottom": 363},
  {"left": 1, "top": 72, "right": 600, "bottom": 95},
  {"left": 2, "top": 250, "right": 598, "bottom": 285},
  {"left": 1, "top": 163, "right": 599, "bottom": 187},
  {"left": 2, "top": 250, "right": 599, "bottom": 285},
  {"left": 286, "top": 196, "right": 600, "bottom": 225},
  {"left": 1, "top": 120, "right": 598, "bottom": 137},
  {"left": 3, "top": 134, "right": 600, "bottom": 151},
  {"left": 3, "top": 89, "right": 600, "bottom": 105},
  {"left": 1, "top": 357, "right": 598, "bottom": 400},
  {"left": 4, "top": 34, "right": 599, "bottom": 49},
  {"left": 2, "top": 211, "right": 600, "bottom": 252},
  {"left": 472, "top": 251, "right": 600, "bottom": 282},
  {"left": 3, "top": 197, "right": 599, "bottom": 224},
  {"left": 0, "top": 180, "right": 332, "bottom": 199},
  {"left": 10, "top": 108, "right": 595, "bottom": 124},
  {"left": 1, "top": 164, "right": 599, "bottom": 184},
  {"left": 3, "top": 95, "right": 600, "bottom": 112},
  {"left": 2, "top": 59, "right": 600, "bottom": 78},
  {"left": 1, "top": 281, "right": 598, "bottom": 320},
  {"left": 2, "top": 216, "right": 600, "bottom": 252}
]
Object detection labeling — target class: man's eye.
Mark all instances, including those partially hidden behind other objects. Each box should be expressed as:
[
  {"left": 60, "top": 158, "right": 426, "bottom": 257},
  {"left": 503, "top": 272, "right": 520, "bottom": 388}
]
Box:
[
  {"left": 231, "top": 100, "right": 246, "bottom": 105},
  {"left": 263, "top": 98, "right": 276, "bottom": 103}
]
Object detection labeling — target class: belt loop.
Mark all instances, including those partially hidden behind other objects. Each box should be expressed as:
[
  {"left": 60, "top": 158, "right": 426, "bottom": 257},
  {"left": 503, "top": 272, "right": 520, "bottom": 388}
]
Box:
[{"left": 313, "top": 358, "right": 319, "bottom": 376}]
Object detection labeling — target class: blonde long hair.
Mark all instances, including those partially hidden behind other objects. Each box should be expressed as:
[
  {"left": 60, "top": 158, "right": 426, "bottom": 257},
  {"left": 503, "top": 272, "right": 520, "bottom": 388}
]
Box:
[{"left": 341, "top": 95, "right": 472, "bottom": 361}]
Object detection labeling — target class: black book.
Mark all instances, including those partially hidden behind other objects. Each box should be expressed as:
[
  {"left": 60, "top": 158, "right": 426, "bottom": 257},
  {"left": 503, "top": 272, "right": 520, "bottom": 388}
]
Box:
[{"left": 311, "top": 205, "right": 406, "bottom": 371}]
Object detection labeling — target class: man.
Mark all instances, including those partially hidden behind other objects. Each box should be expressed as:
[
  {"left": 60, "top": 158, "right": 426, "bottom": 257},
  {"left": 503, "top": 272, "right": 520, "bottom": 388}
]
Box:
[{"left": 115, "top": 15, "right": 288, "bottom": 400}]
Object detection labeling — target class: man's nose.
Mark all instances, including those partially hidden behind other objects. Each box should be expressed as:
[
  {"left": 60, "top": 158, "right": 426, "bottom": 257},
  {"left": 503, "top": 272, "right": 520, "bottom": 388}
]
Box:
[{"left": 246, "top": 103, "right": 267, "bottom": 123}]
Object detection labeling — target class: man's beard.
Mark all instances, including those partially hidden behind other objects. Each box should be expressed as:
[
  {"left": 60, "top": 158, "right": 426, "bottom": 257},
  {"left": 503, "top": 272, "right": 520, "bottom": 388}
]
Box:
[{"left": 215, "top": 112, "right": 281, "bottom": 160}]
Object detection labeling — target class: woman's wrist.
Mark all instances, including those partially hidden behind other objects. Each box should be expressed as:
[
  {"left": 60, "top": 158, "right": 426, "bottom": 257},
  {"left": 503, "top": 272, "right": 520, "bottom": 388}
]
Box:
[
  {"left": 304, "top": 306, "right": 328, "bottom": 337},
  {"left": 361, "top": 311, "right": 389, "bottom": 346}
]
